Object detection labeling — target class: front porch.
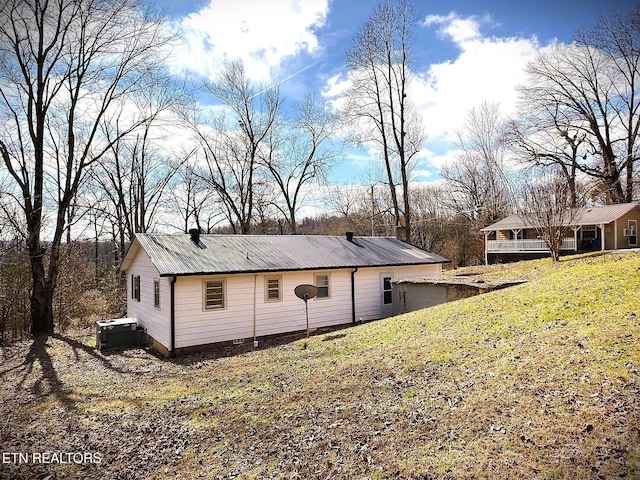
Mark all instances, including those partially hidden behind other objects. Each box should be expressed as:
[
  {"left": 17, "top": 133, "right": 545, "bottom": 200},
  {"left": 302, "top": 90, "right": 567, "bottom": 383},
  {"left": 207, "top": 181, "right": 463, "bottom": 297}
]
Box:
[
  {"left": 480, "top": 202, "right": 640, "bottom": 264},
  {"left": 486, "top": 237, "right": 577, "bottom": 253}
]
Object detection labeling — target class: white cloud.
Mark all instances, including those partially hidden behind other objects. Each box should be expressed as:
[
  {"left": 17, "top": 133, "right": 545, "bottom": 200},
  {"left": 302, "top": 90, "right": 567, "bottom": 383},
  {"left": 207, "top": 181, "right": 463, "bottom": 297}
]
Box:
[
  {"left": 322, "top": 72, "right": 350, "bottom": 98},
  {"left": 171, "top": 0, "right": 330, "bottom": 81},
  {"left": 411, "top": 169, "right": 433, "bottom": 181},
  {"left": 423, "top": 12, "right": 491, "bottom": 43},
  {"left": 415, "top": 12, "right": 541, "bottom": 170},
  {"left": 422, "top": 146, "right": 464, "bottom": 171},
  {"left": 320, "top": 12, "right": 542, "bottom": 181}
]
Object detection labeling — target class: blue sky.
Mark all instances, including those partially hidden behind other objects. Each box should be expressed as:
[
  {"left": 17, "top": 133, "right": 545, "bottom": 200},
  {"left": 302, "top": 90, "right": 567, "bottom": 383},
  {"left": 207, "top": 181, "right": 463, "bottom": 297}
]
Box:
[{"left": 162, "top": 0, "right": 635, "bottom": 185}]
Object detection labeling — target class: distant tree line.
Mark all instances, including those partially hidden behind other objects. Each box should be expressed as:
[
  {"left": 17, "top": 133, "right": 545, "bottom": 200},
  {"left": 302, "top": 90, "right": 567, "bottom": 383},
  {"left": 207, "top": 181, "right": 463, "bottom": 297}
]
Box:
[{"left": 0, "top": 0, "right": 638, "bottom": 338}]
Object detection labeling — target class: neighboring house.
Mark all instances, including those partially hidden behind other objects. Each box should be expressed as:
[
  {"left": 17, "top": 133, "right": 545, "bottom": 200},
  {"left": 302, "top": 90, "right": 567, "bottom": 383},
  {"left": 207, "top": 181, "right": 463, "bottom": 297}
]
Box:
[
  {"left": 120, "top": 231, "right": 449, "bottom": 356},
  {"left": 481, "top": 201, "right": 640, "bottom": 264}
]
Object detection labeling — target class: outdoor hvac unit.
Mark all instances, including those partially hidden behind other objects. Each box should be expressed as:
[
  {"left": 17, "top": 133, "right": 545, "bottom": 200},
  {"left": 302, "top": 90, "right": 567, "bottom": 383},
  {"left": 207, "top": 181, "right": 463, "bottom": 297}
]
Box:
[{"left": 96, "top": 318, "right": 145, "bottom": 350}]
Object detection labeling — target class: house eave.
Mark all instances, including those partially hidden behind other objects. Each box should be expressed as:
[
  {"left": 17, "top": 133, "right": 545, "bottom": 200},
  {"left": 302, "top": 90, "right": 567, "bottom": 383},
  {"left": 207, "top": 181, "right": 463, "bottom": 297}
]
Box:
[
  {"left": 155, "top": 260, "right": 450, "bottom": 277},
  {"left": 119, "top": 238, "right": 140, "bottom": 273}
]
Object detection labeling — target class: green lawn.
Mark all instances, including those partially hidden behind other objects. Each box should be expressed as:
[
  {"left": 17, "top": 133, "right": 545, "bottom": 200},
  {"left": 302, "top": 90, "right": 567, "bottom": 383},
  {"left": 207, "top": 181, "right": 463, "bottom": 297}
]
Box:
[{"left": 1, "top": 251, "right": 639, "bottom": 479}]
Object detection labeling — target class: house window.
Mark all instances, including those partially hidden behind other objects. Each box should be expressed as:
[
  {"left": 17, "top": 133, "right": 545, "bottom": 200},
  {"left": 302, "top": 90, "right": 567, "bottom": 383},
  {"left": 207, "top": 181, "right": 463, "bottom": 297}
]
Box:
[
  {"left": 314, "top": 273, "right": 330, "bottom": 298},
  {"left": 628, "top": 220, "right": 637, "bottom": 246},
  {"left": 382, "top": 276, "right": 393, "bottom": 305},
  {"left": 153, "top": 279, "right": 160, "bottom": 309},
  {"left": 131, "top": 275, "right": 140, "bottom": 302},
  {"left": 204, "top": 279, "right": 225, "bottom": 310},
  {"left": 582, "top": 225, "right": 597, "bottom": 240},
  {"left": 265, "top": 275, "right": 282, "bottom": 302}
]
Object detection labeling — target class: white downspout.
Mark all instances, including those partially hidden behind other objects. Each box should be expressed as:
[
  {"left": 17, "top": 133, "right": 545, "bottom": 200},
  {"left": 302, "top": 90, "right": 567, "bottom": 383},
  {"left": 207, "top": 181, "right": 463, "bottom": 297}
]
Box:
[{"left": 253, "top": 274, "right": 258, "bottom": 348}]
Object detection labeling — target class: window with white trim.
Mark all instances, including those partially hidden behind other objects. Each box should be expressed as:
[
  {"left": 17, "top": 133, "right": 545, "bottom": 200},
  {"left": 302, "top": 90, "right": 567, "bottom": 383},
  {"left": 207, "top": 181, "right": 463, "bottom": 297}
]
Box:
[
  {"left": 265, "top": 275, "right": 282, "bottom": 302},
  {"left": 204, "top": 279, "right": 226, "bottom": 310},
  {"left": 628, "top": 220, "right": 637, "bottom": 246},
  {"left": 131, "top": 275, "right": 140, "bottom": 302},
  {"left": 314, "top": 273, "right": 330, "bottom": 298},
  {"left": 382, "top": 276, "right": 393, "bottom": 305},
  {"left": 153, "top": 279, "right": 160, "bottom": 309}
]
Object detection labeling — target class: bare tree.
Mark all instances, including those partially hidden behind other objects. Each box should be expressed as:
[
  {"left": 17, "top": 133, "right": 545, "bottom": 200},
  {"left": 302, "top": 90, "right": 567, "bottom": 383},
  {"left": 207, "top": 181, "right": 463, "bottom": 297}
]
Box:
[
  {"left": 0, "top": 0, "right": 177, "bottom": 335},
  {"left": 168, "top": 150, "right": 221, "bottom": 234},
  {"left": 261, "top": 93, "right": 339, "bottom": 234},
  {"left": 343, "top": 0, "right": 426, "bottom": 242},
  {"left": 520, "top": 169, "right": 578, "bottom": 262},
  {"left": 441, "top": 102, "right": 515, "bottom": 227},
  {"left": 505, "top": 104, "right": 588, "bottom": 208},
  {"left": 520, "top": 4, "right": 640, "bottom": 203},
  {"left": 579, "top": 4, "right": 640, "bottom": 202},
  {"left": 409, "top": 184, "right": 446, "bottom": 253},
  {"left": 91, "top": 118, "right": 183, "bottom": 258},
  {"left": 189, "top": 59, "right": 281, "bottom": 234}
]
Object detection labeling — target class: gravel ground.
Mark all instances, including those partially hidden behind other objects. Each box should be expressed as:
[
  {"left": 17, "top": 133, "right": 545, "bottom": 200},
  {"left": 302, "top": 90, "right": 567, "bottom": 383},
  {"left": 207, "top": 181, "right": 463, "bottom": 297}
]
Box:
[{"left": 0, "top": 327, "right": 347, "bottom": 480}]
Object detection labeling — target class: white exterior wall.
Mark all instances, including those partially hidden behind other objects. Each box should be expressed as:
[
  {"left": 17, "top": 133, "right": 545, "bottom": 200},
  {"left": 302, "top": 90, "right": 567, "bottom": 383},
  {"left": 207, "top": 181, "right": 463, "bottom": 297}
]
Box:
[
  {"left": 256, "top": 270, "right": 353, "bottom": 337},
  {"left": 354, "top": 264, "right": 442, "bottom": 321},
  {"left": 172, "top": 263, "right": 442, "bottom": 349},
  {"left": 125, "top": 250, "right": 171, "bottom": 349},
  {"left": 125, "top": 260, "right": 442, "bottom": 352},
  {"left": 173, "top": 274, "right": 254, "bottom": 347},
  {"left": 173, "top": 269, "right": 354, "bottom": 349}
]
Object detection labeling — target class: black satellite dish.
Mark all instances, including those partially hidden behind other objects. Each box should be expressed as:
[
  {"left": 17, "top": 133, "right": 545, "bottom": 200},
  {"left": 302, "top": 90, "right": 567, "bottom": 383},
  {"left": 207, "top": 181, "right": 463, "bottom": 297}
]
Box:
[
  {"left": 294, "top": 284, "right": 318, "bottom": 301},
  {"left": 294, "top": 284, "right": 318, "bottom": 337}
]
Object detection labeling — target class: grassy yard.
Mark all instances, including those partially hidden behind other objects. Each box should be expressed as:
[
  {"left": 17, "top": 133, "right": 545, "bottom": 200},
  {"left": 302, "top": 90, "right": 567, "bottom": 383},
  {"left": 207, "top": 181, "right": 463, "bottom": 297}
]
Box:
[{"left": 1, "top": 251, "right": 639, "bottom": 479}]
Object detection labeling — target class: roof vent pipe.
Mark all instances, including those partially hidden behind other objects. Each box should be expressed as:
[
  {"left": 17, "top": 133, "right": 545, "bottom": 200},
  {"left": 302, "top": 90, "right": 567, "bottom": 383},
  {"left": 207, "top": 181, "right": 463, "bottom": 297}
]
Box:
[
  {"left": 346, "top": 231, "right": 354, "bottom": 242},
  {"left": 189, "top": 228, "right": 201, "bottom": 245}
]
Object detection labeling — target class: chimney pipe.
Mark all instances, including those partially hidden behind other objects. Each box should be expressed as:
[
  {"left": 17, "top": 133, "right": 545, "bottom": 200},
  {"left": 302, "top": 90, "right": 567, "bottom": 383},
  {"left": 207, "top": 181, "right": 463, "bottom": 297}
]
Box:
[
  {"left": 189, "top": 228, "right": 201, "bottom": 245},
  {"left": 345, "top": 231, "right": 354, "bottom": 242}
]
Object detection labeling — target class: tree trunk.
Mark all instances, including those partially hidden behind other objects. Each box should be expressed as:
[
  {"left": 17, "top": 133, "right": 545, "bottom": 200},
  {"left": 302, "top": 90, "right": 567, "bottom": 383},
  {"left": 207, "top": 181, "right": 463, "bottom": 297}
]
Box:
[
  {"left": 29, "top": 253, "right": 54, "bottom": 335},
  {"left": 401, "top": 168, "right": 411, "bottom": 243}
]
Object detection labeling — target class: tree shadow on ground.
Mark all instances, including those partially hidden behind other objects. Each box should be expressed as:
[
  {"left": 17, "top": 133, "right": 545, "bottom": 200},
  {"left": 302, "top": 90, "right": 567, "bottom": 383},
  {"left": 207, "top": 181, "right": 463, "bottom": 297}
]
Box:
[
  {"left": 51, "top": 333, "right": 143, "bottom": 375},
  {"left": 13, "top": 335, "right": 77, "bottom": 412},
  {"left": 2, "top": 323, "right": 362, "bottom": 387},
  {"left": 5, "top": 332, "right": 153, "bottom": 412}
]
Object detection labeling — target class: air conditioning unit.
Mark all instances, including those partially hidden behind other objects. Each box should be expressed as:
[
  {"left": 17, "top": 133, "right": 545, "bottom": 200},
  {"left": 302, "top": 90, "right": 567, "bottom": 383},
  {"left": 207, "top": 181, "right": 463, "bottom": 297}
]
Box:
[
  {"left": 96, "top": 318, "right": 145, "bottom": 350},
  {"left": 623, "top": 228, "right": 636, "bottom": 237}
]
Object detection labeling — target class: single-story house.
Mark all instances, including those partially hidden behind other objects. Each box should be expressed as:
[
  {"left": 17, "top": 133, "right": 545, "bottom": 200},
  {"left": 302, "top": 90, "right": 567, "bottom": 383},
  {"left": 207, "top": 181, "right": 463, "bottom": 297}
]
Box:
[
  {"left": 481, "top": 201, "right": 640, "bottom": 264},
  {"left": 120, "top": 231, "right": 449, "bottom": 356}
]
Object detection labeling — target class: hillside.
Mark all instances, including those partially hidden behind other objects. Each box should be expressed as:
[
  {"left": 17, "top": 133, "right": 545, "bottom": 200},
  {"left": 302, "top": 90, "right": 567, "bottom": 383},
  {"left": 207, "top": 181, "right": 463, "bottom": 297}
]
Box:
[{"left": 1, "top": 251, "right": 639, "bottom": 479}]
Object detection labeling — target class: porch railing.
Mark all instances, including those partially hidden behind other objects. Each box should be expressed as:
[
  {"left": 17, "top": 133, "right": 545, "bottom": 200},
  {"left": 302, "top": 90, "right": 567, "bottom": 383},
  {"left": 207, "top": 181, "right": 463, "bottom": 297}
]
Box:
[{"left": 486, "top": 237, "right": 576, "bottom": 253}]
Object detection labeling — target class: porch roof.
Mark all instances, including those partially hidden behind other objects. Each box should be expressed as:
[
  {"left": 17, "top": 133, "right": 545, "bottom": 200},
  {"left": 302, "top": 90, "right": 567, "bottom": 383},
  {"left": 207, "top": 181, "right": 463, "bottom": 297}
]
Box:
[{"left": 481, "top": 202, "right": 640, "bottom": 232}]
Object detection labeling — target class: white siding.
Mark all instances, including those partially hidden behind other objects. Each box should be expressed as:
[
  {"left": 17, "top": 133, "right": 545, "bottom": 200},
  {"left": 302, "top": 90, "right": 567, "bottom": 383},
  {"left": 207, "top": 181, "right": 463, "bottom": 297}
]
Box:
[
  {"left": 173, "top": 270, "right": 354, "bottom": 348},
  {"left": 354, "top": 264, "right": 442, "bottom": 321},
  {"left": 125, "top": 254, "right": 442, "bottom": 351},
  {"left": 125, "top": 250, "right": 171, "bottom": 349},
  {"left": 171, "top": 264, "right": 441, "bottom": 349},
  {"left": 173, "top": 274, "right": 255, "bottom": 347}
]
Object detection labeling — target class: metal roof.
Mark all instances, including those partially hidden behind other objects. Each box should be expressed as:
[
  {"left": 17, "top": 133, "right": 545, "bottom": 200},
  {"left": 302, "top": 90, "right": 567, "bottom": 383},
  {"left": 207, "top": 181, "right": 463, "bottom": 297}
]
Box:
[
  {"left": 121, "top": 233, "right": 450, "bottom": 276},
  {"left": 481, "top": 202, "right": 640, "bottom": 232}
]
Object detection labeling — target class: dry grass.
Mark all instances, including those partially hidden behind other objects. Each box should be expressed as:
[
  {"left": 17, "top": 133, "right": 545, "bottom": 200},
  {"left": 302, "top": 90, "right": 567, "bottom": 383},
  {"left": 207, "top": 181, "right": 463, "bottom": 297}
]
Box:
[{"left": 1, "top": 251, "right": 639, "bottom": 479}]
